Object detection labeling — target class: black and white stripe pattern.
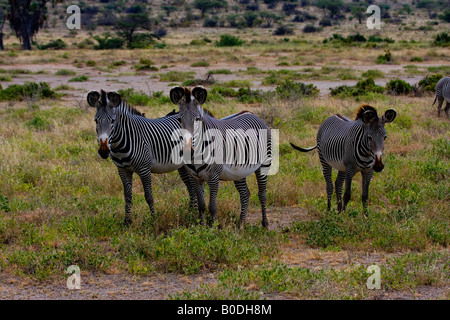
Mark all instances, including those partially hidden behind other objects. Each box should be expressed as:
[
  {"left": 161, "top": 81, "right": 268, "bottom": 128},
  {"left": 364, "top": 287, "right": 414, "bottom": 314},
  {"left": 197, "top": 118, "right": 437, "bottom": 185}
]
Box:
[
  {"left": 433, "top": 76, "right": 450, "bottom": 118},
  {"left": 87, "top": 90, "right": 200, "bottom": 225},
  {"left": 170, "top": 86, "right": 272, "bottom": 229},
  {"left": 291, "top": 105, "right": 396, "bottom": 212}
]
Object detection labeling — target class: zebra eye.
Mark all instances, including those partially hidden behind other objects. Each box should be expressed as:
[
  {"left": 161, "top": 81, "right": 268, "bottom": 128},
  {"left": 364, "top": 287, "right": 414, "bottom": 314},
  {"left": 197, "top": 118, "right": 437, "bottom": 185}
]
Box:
[
  {"left": 195, "top": 117, "right": 201, "bottom": 121},
  {"left": 94, "top": 119, "right": 98, "bottom": 124}
]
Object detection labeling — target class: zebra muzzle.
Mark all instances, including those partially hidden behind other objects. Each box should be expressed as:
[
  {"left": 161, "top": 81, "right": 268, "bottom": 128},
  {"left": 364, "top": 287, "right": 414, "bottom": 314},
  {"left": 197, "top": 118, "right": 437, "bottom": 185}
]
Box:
[
  {"left": 98, "top": 138, "right": 110, "bottom": 159},
  {"left": 373, "top": 155, "right": 384, "bottom": 172}
]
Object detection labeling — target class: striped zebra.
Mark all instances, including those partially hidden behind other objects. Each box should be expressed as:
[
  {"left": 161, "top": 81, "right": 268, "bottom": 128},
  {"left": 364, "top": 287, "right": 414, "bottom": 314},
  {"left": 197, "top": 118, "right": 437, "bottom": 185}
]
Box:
[
  {"left": 290, "top": 105, "right": 396, "bottom": 212},
  {"left": 433, "top": 76, "right": 450, "bottom": 118},
  {"left": 169, "top": 86, "right": 273, "bottom": 229},
  {"left": 87, "top": 90, "right": 202, "bottom": 226}
]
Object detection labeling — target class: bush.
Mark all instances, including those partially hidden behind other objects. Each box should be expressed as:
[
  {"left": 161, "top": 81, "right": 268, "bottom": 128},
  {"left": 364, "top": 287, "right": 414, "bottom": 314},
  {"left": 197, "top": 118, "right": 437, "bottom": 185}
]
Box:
[
  {"left": 93, "top": 33, "right": 124, "bottom": 49},
  {"left": 418, "top": 74, "right": 443, "bottom": 92},
  {"left": 303, "top": 24, "right": 317, "bottom": 33},
  {"left": 129, "top": 33, "right": 158, "bottom": 49},
  {"left": 0, "top": 82, "right": 57, "bottom": 101},
  {"left": 273, "top": 25, "right": 294, "bottom": 36},
  {"left": 376, "top": 50, "right": 393, "bottom": 64},
  {"left": 203, "top": 17, "right": 218, "bottom": 27},
  {"left": 117, "top": 88, "right": 151, "bottom": 106},
  {"left": 216, "top": 34, "right": 243, "bottom": 47},
  {"left": 319, "top": 18, "right": 332, "bottom": 27},
  {"left": 68, "top": 75, "right": 89, "bottom": 82},
  {"left": 330, "top": 78, "right": 384, "bottom": 98},
  {"left": 410, "top": 56, "right": 423, "bottom": 62},
  {"left": 385, "top": 79, "right": 413, "bottom": 95},
  {"left": 434, "top": 32, "right": 450, "bottom": 46},
  {"left": 37, "top": 39, "right": 67, "bottom": 50},
  {"left": 275, "top": 80, "right": 319, "bottom": 99}
]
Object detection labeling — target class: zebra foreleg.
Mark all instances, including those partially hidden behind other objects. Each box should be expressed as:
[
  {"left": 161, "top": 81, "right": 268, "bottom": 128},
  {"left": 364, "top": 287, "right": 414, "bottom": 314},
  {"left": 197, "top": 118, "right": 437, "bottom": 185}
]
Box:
[
  {"left": 178, "top": 166, "right": 198, "bottom": 210},
  {"left": 335, "top": 171, "right": 345, "bottom": 212},
  {"left": 138, "top": 169, "right": 156, "bottom": 217},
  {"left": 321, "top": 161, "right": 334, "bottom": 211},
  {"left": 118, "top": 168, "right": 133, "bottom": 226},
  {"left": 343, "top": 168, "right": 356, "bottom": 211},
  {"left": 207, "top": 177, "right": 220, "bottom": 225},
  {"left": 255, "top": 168, "right": 269, "bottom": 229},
  {"left": 234, "top": 178, "right": 251, "bottom": 230},
  {"left": 361, "top": 170, "right": 373, "bottom": 213},
  {"left": 196, "top": 181, "right": 206, "bottom": 225}
]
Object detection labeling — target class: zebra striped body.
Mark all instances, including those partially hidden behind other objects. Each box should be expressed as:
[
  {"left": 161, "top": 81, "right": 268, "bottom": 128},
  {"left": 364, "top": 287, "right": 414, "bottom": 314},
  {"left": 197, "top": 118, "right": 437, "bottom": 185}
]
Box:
[
  {"left": 170, "top": 86, "right": 272, "bottom": 228},
  {"left": 433, "top": 76, "right": 450, "bottom": 117},
  {"left": 291, "top": 105, "right": 396, "bottom": 212},
  {"left": 88, "top": 90, "right": 201, "bottom": 225}
]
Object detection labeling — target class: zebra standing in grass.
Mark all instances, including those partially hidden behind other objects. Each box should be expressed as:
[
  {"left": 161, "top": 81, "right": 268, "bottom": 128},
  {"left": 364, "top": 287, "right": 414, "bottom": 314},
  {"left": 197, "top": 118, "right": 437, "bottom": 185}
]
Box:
[
  {"left": 433, "top": 76, "right": 450, "bottom": 118},
  {"left": 87, "top": 90, "right": 202, "bottom": 225},
  {"left": 290, "top": 105, "right": 396, "bottom": 212},
  {"left": 170, "top": 86, "right": 273, "bottom": 229}
]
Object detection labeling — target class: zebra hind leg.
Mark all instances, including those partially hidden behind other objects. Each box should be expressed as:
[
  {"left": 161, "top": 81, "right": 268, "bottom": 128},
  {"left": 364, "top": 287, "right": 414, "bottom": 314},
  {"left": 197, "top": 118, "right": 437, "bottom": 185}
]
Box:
[
  {"left": 343, "top": 168, "right": 356, "bottom": 211},
  {"left": 437, "top": 98, "right": 444, "bottom": 117},
  {"left": 207, "top": 177, "right": 220, "bottom": 226},
  {"left": 118, "top": 168, "right": 133, "bottom": 226},
  {"left": 234, "top": 178, "right": 251, "bottom": 229},
  {"left": 255, "top": 168, "right": 269, "bottom": 228},
  {"left": 335, "top": 171, "right": 345, "bottom": 212},
  {"left": 445, "top": 101, "right": 450, "bottom": 118}
]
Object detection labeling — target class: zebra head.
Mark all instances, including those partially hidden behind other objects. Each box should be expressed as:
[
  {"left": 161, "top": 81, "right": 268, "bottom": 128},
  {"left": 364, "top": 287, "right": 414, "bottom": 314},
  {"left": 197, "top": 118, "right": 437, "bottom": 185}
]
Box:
[
  {"left": 358, "top": 106, "right": 396, "bottom": 172},
  {"left": 170, "top": 86, "right": 207, "bottom": 152},
  {"left": 87, "top": 90, "right": 121, "bottom": 159}
]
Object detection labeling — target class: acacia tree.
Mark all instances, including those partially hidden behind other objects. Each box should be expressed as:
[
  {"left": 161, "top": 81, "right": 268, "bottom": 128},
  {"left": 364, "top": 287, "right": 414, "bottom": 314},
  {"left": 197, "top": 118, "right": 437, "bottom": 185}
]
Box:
[
  {"left": 115, "top": 4, "right": 152, "bottom": 48},
  {"left": 8, "top": 0, "right": 56, "bottom": 50},
  {"left": 0, "top": 1, "right": 7, "bottom": 50}
]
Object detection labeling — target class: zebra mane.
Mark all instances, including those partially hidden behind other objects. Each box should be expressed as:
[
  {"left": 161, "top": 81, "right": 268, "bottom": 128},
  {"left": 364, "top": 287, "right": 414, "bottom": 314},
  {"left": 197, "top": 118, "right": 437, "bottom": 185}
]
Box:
[
  {"left": 119, "top": 100, "right": 146, "bottom": 118},
  {"left": 355, "top": 104, "right": 378, "bottom": 120}
]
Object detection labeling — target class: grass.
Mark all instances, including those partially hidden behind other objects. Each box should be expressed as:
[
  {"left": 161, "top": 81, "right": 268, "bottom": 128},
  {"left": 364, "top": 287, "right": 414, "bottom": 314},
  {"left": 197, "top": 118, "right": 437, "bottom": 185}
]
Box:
[{"left": 68, "top": 75, "right": 89, "bottom": 82}]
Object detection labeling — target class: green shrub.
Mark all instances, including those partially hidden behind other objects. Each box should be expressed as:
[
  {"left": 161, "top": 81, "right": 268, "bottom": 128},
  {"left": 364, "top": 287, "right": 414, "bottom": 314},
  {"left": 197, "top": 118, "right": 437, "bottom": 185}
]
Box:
[
  {"left": 159, "top": 71, "right": 195, "bottom": 82},
  {"left": 216, "top": 34, "right": 243, "bottom": 47},
  {"left": 331, "top": 78, "right": 384, "bottom": 98},
  {"left": 26, "top": 116, "right": 51, "bottom": 130},
  {"left": 37, "top": 39, "right": 67, "bottom": 50},
  {"left": 410, "top": 56, "right": 423, "bottom": 62},
  {"left": 275, "top": 80, "right": 319, "bottom": 99},
  {"left": 361, "top": 69, "right": 385, "bottom": 79},
  {"left": 68, "top": 75, "right": 89, "bottom": 82},
  {"left": 385, "top": 79, "right": 413, "bottom": 95},
  {"left": 134, "top": 58, "right": 159, "bottom": 71},
  {"left": 433, "top": 32, "right": 450, "bottom": 46},
  {"left": 93, "top": 33, "right": 124, "bottom": 50},
  {"left": 376, "top": 50, "right": 393, "bottom": 64},
  {"left": 55, "top": 69, "right": 76, "bottom": 76},
  {"left": 190, "top": 61, "right": 210, "bottom": 67},
  {"left": 117, "top": 88, "right": 151, "bottom": 106},
  {"left": 418, "top": 74, "right": 443, "bottom": 92},
  {"left": 86, "top": 60, "right": 97, "bottom": 67},
  {"left": 0, "top": 82, "right": 56, "bottom": 101}
]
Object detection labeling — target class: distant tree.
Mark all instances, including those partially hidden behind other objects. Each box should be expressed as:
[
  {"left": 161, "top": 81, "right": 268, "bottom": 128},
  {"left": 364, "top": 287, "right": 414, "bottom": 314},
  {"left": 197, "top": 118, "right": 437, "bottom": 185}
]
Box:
[
  {"left": 351, "top": 3, "right": 367, "bottom": 24},
  {"left": 440, "top": 10, "right": 450, "bottom": 23},
  {"left": 0, "top": 1, "right": 7, "bottom": 50},
  {"left": 417, "top": 0, "right": 437, "bottom": 18},
  {"left": 115, "top": 4, "right": 153, "bottom": 48},
  {"left": 162, "top": 5, "right": 178, "bottom": 17},
  {"left": 260, "top": 10, "right": 278, "bottom": 27},
  {"left": 8, "top": 0, "right": 58, "bottom": 50},
  {"left": 263, "top": 0, "right": 280, "bottom": 10},
  {"left": 243, "top": 11, "right": 259, "bottom": 27},
  {"left": 193, "top": 0, "right": 227, "bottom": 17}
]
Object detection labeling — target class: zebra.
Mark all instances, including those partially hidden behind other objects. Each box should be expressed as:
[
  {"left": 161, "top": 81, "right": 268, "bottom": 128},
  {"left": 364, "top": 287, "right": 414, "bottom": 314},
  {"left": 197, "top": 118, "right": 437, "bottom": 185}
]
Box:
[
  {"left": 290, "top": 105, "right": 396, "bottom": 212},
  {"left": 169, "top": 86, "right": 273, "bottom": 229},
  {"left": 87, "top": 90, "right": 202, "bottom": 226},
  {"left": 433, "top": 76, "right": 450, "bottom": 118}
]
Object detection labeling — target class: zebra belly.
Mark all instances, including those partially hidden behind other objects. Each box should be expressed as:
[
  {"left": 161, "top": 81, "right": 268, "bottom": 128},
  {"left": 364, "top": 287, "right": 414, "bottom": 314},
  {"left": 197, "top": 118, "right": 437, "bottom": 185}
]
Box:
[
  {"left": 219, "top": 164, "right": 259, "bottom": 181},
  {"left": 151, "top": 162, "right": 182, "bottom": 174},
  {"left": 327, "top": 160, "right": 346, "bottom": 172}
]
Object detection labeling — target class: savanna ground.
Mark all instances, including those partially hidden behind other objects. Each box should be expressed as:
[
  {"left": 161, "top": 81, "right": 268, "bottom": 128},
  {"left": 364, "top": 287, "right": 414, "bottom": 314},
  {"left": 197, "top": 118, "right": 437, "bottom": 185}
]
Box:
[{"left": 0, "top": 20, "right": 449, "bottom": 300}]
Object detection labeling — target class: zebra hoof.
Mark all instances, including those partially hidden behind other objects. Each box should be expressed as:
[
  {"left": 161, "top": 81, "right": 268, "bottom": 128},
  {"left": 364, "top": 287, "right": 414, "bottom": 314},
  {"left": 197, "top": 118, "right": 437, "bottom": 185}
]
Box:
[
  {"left": 123, "top": 217, "right": 132, "bottom": 227},
  {"left": 237, "top": 220, "right": 244, "bottom": 229},
  {"left": 262, "top": 219, "right": 269, "bottom": 229}
]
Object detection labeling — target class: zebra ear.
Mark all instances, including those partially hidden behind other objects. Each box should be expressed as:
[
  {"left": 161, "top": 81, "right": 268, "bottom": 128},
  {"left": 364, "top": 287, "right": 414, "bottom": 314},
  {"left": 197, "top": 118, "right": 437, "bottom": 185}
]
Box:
[
  {"left": 170, "top": 86, "right": 185, "bottom": 105},
  {"left": 87, "top": 91, "right": 100, "bottom": 108},
  {"left": 362, "top": 110, "right": 378, "bottom": 124},
  {"left": 107, "top": 91, "right": 121, "bottom": 108},
  {"left": 383, "top": 109, "right": 396, "bottom": 123},
  {"left": 192, "top": 86, "right": 207, "bottom": 105}
]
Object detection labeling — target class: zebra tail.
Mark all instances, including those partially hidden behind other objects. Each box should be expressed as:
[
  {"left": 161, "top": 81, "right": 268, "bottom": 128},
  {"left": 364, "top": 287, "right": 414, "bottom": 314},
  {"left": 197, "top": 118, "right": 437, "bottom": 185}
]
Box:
[
  {"left": 432, "top": 96, "right": 437, "bottom": 106},
  {"left": 290, "top": 142, "right": 317, "bottom": 153}
]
